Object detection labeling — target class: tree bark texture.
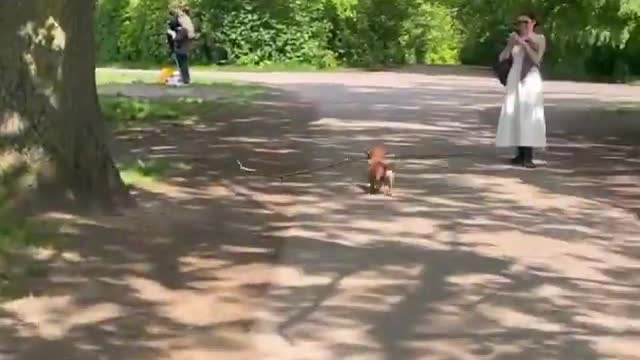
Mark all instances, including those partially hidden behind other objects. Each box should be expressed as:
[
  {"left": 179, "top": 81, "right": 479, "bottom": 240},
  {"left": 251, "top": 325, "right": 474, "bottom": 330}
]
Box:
[{"left": 0, "top": 0, "right": 133, "bottom": 211}]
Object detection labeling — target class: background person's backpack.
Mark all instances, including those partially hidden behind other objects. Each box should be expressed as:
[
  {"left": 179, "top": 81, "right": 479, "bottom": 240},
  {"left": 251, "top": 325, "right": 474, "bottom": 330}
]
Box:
[
  {"left": 166, "top": 17, "right": 181, "bottom": 53},
  {"left": 177, "top": 13, "right": 196, "bottom": 40}
]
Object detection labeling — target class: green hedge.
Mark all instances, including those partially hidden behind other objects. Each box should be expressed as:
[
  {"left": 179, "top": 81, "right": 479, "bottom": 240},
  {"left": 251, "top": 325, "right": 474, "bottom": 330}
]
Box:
[
  {"left": 96, "top": 0, "right": 640, "bottom": 81},
  {"left": 457, "top": 0, "right": 640, "bottom": 81},
  {"left": 96, "top": 0, "right": 460, "bottom": 67}
]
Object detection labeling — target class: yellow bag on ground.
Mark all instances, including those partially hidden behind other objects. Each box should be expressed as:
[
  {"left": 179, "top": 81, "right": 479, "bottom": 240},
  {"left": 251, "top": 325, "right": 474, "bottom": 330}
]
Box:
[{"left": 159, "top": 67, "right": 174, "bottom": 83}]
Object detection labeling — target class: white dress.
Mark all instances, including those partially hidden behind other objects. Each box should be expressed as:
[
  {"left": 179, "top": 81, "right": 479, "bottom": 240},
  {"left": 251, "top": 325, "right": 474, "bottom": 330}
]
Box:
[{"left": 496, "top": 34, "right": 546, "bottom": 148}]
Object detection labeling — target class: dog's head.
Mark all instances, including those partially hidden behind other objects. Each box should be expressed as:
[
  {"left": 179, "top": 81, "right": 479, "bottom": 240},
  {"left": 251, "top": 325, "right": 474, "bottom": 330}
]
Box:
[{"left": 366, "top": 145, "right": 387, "bottom": 162}]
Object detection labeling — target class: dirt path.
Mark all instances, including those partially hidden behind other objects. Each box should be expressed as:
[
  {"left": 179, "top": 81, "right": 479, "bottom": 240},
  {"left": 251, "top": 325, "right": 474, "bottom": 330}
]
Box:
[
  {"left": 2, "top": 69, "right": 640, "bottom": 360},
  {"left": 0, "top": 85, "right": 316, "bottom": 360}
]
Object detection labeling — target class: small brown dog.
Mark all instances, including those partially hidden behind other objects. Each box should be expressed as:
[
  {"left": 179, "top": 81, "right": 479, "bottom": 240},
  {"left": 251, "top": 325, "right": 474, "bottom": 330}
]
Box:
[{"left": 366, "top": 145, "right": 394, "bottom": 196}]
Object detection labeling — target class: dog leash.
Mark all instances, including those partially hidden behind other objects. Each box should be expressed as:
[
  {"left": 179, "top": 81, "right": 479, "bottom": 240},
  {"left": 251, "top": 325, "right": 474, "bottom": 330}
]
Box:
[
  {"left": 236, "top": 151, "right": 474, "bottom": 182},
  {"left": 237, "top": 157, "right": 358, "bottom": 182},
  {"left": 388, "top": 152, "right": 475, "bottom": 160}
]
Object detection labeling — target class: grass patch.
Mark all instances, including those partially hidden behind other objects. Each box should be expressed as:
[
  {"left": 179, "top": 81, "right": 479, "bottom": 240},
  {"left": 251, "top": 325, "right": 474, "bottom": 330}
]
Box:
[
  {"left": 96, "top": 69, "right": 159, "bottom": 85},
  {"left": 97, "top": 69, "right": 267, "bottom": 127},
  {"left": 97, "top": 61, "right": 347, "bottom": 73},
  {"left": 612, "top": 103, "right": 640, "bottom": 114},
  {"left": 118, "top": 159, "right": 191, "bottom": 186},
  {"left": 0, "top": 202, "right": 57, "bottom": 299},
  {"left": 0, "top": 215, "right": 58, "bottom": 299},
  {"left": 100, "top": 96, "right": 212, "bottom": 125},
  {"left": 598, "top": 101, "right": 640, "bottom": 114},
  {"left": 96, "top": 69, "right": 268, "bottom": 107},
  {"left": 96, "top": 68, "right": 271, "bottom": 89},
  {"left": 99, "top": 84, "right": 263, "bottom": 126},
  {"left": 191, "top": 62, "right": 347, "bottom": 72},
  {"left": 0, "top": 214, "right": 44, "bottom": 256}
]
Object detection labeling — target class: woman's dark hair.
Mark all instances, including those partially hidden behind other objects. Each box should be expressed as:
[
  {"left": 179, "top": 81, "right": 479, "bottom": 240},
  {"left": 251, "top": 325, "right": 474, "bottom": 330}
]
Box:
[{"left": 519, "top": 10, "right": 540, "bottom": 28}]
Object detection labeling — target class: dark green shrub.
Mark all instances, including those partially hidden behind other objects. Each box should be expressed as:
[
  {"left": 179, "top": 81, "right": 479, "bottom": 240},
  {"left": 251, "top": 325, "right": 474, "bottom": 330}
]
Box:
[
  {"left": 118, "top": 0, "right": 172, "bottom": 63},
  {"left": 96, "top": 0, "right": 464, "bottom": 68},
  {"left": 96, "top": 0, "right": 129, "bottom": 63},
  {"left": 94, "top": 0, "right": 639, "bottom": 81}
]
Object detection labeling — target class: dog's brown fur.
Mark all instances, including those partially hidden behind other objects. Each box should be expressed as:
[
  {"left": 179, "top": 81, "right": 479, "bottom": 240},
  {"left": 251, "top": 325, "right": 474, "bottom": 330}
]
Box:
[{"left": 366, "top": 145, "right": 394, "bottom": 196}]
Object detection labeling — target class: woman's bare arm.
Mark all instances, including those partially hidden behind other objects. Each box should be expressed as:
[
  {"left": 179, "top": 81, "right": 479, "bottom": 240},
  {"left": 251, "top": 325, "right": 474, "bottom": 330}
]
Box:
[
  {"left": 499, "top": 44, "right": 513, "bottom": 61},
  {"left": 499, "top": 33, "right": 520, "bottom": 61},
  {"left": 521, "top": 35, "right": 546, "bottom": 65}
]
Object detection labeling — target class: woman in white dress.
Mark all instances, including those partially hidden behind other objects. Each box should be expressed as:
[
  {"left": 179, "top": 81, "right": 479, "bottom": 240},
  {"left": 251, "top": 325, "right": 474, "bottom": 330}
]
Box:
[{"left": 496, "top": 12, "right": 547, "bottom": 168}]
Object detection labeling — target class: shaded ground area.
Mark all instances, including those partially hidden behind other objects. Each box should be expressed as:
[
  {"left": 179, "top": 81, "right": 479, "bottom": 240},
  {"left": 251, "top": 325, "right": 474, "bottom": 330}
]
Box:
[
  {"left": 0, "top": 85, "right": 315, "bottom": 360},
  {"left": 2, "top": 69, "right": 640, "bottom": 359}
]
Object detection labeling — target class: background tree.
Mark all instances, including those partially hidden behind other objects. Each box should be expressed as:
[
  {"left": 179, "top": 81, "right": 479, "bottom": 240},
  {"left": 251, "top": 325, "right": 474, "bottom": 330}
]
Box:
[
  {"left": 95, "top": 0, "right": 640, "bottom": 81},
  {"left": 0, "top": 0, "right": 132, "bottom": 211},
  {"left": 457, "top": 0, "right": 640, "bottom": 81}
]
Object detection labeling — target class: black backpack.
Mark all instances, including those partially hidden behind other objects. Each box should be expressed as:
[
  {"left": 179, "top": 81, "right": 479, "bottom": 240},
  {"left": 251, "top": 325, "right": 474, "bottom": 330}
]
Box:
[{"left": 493, "top": 57, "right": 512, "bottom": 86}]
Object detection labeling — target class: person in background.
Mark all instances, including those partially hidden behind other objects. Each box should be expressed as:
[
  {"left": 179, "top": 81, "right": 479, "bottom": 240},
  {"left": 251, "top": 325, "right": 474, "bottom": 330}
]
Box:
[
  {"left": 495, "top": 11, "right": 547, "bottom": 168},
  {"left": 166, "top": 4, "right": 196, "bottom": 85}
]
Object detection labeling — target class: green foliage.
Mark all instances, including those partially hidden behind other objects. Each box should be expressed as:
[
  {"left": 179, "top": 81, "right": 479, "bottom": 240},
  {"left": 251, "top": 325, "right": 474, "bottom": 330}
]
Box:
[
  {"left": 0, "top": 214, "right": 58, "bottom": 299},
  {"left": 119, "top": 159, "right": 171, "bottom": 180},
  {"left": 101, "top": 96, "right": 185, "bottom": 123},
  {"left": 118, "top": 159, "right": 191, "bottom": 185},
  {"left": 0, "top": 213, "right": 42, "bottom": 256},
  {"left": 0, "top": 167, "right": 56, "bottom": 297},
  {"left": 457, "top": 0, "right": 640, "bottom": 80},
  {"left": 100, "top": 84, "right": 264, "bottom": 127},
  {"left": 99, "top": 90, "right": 262, "bottom": 128},
  {"left": 400, "top": 1, "right": 461, "bottom": 64},
  {"left": 96, "top": 0, "right": 463, "bottom": 68},
  {"left": 119, "top": 0, "right": 172, "bottom": 63},
  {"left": 96, "top": 0, "right": 129, "bottom": 63},
  {"left": 97, "top": 72, "right": 266, "bottom": 126},
  {"left": 95, "top": 0, "right": 640, "bottom": 80},
  {"left": 96, "top": 0, "right": 173, "bottom": 64},
  {"left": 195, "top": 0, "right": 335, "bottom": 67}
]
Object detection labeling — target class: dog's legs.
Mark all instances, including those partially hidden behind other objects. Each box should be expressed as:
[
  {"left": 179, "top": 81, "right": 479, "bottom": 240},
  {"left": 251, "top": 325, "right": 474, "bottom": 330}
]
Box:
[
  {"left": 369, "top": 178, "right": 376, "bottom": 195},
  {"left": 384, "top": 170, "right": 394, "bottom": 196}
]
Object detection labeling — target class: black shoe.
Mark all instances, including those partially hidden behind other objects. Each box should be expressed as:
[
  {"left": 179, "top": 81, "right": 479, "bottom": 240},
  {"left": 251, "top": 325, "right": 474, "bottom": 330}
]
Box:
[
  {"left": 510, "top": 147, "right": 524, "bottom": 165},
  {"left": 510, "top": 155, "right": 524, "bottom": 165},
  {"left": 523, "top": 147, "right": 536, "bottom": 168}
]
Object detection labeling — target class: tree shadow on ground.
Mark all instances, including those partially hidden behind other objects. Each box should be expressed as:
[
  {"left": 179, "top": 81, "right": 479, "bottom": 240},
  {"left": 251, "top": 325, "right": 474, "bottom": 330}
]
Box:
[
  {"left": 382, "top": 64, "right": 495, "bottom": 78},
  {"left": 0, "top": 87, "right": 314, "bottom": 360},
  {"left": 234, "top": 77, "right": 640, "bottom": 359},
  {"left": 2, "top": 76, "right": 640, "bottom": 360}
]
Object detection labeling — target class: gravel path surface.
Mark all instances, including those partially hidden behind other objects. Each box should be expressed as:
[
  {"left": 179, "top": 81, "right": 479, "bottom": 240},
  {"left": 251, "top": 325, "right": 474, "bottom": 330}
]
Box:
[{"left": 2, "top": 69, "right": 640, "bottom": 360}]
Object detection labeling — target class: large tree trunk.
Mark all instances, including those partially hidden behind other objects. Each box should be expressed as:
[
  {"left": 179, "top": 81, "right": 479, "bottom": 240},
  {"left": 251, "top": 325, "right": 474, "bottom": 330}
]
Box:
[{"left": 0, "top": 0, "right": 133, "bottom": 211}]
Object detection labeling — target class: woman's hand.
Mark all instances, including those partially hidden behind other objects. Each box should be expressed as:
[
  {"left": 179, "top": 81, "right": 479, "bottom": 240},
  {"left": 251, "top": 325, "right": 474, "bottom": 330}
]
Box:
[
  {"left": 516, "top": 35, "right": 529, "bottom": 47},
  {"left": 521, "top": 35, "right": 544, "bottom": 65},
  {"left": 508, "top": 32, "right": 522, "bottom": 47}
]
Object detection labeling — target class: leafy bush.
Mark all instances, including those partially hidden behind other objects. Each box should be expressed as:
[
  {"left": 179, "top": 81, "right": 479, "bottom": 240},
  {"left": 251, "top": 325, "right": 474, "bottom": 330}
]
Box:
[
  {"left": 195, "top": 0, "right": 335, "bottom": 67},
  {"left": 96, "top": 0, "right": 464, "bottom": 68},
  {"left": 95, "top": 0, "right": 640, "bottom": 80},
  {"left": 97, "top": 0, "right": 338, "bottom": 67},
  {"left": 118, "top": 0, "right": 172, "bottom": 64},
  {"left": 96, "top": 0, "right": 129, "bottom": 63},
  {"left": 400, "top": 1, "right": 460, "bottom": 64},
  {"left": 457, "top": 0, "right": 640, "bottom": 80}
]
